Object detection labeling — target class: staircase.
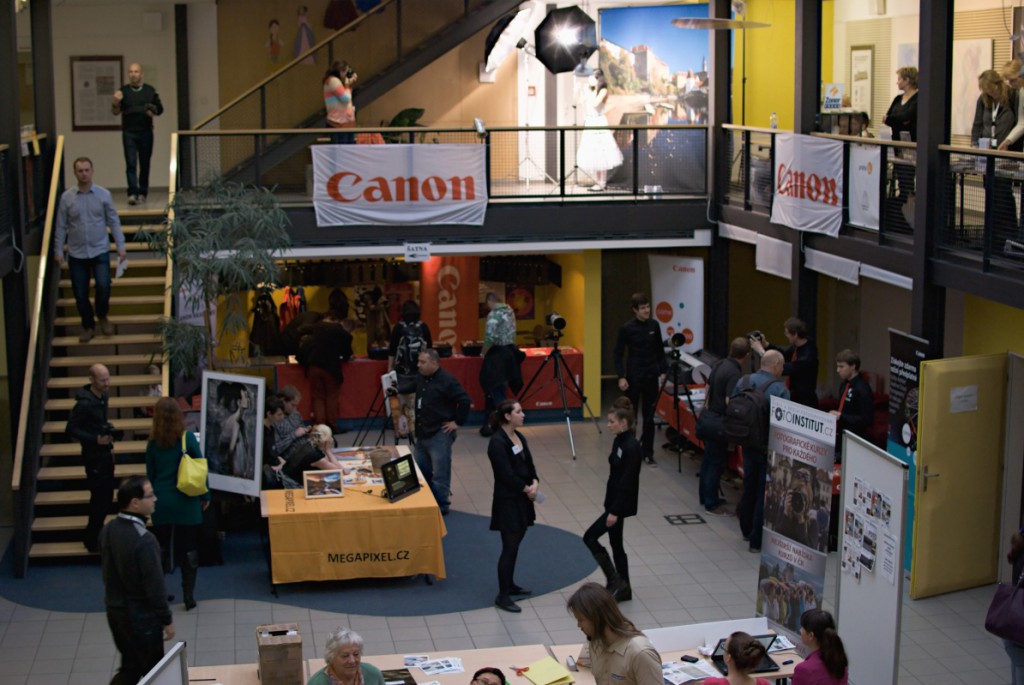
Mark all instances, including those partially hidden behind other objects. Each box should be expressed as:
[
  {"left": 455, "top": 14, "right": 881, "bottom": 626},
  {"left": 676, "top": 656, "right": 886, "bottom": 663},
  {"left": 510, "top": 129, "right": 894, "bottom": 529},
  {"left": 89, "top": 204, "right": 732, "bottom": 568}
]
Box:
[{"left": 29, "top": 207, "right": 169, "bottom": 560}]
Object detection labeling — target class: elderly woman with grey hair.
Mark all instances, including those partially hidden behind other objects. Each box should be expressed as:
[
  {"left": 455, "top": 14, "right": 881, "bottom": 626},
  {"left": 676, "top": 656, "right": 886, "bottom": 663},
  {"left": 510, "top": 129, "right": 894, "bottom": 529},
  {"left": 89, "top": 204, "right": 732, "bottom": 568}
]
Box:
[{"left": 308, "top": 627, "right": 385, "bottom": 685}]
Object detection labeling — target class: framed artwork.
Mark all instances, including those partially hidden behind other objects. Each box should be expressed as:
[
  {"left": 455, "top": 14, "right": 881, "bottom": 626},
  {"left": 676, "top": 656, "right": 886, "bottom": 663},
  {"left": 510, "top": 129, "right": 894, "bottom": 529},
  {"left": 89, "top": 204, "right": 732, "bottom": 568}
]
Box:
[
  {"left": 304, "top": 469, "right": 344, "bottom": 499},
  {"left": 70, "top": 56, "right": 123, "bottom": 131},
  {"left": 850, "top": 46, "right": 874, "bottom": 120},
  {"left": 200, "top": 371, "right": 265, "bottom": 497}
]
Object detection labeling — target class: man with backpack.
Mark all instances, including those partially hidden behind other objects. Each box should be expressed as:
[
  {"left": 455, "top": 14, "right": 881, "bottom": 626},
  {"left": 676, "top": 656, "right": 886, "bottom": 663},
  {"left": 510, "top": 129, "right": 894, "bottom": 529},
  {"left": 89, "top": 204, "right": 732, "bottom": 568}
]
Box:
[
  {"left": 389, "top": 300, "right": 432, "bottom": 438},
  {"left": 728, "top": 350, "right": 789, "bottom": 553},
  {"left": 698, "top": 337, "right": 750, "bottom": 516}
]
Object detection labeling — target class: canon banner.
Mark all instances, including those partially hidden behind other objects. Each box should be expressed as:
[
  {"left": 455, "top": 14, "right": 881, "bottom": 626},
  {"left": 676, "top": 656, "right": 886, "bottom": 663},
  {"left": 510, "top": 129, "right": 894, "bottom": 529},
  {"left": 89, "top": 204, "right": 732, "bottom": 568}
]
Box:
[
  {"left": 770, "top": 133, "right": 844, "bottom": 237},
  {"left": 419, "top": 256, "right": 480, "bottom": 352},
  {"left": 311, "top": 144, "right": 488, "bottom": 226},
  {"left": 848, "top": 144, "right": 880, "bottom": 231},
  {"left": 757, "top": 396, "right": 837, "bottom": 645},
  {"left": 648, "top": 255, "right": 704, "bottom": 353}
]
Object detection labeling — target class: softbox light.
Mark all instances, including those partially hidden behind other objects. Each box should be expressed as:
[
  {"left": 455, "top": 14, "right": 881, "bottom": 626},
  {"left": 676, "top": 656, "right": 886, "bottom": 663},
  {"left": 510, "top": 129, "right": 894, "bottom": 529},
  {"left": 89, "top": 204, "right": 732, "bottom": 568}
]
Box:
[
  {"left": 484, "top": 6, "right": 535, "bottom": 73},
  {"left": 534, "top": 6, "right": 597, "bottom": 74}
]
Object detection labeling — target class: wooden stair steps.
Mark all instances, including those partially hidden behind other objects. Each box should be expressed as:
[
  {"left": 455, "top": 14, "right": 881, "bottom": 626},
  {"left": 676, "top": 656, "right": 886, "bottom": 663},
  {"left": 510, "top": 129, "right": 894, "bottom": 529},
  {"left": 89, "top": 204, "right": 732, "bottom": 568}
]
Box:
[
  {"left": 40, "top": 440, "right": 148, "bottom": 458},
  {"left": 48, "top": 374, "right": 159, "bottom": 390},
  {"left": 46, "top": 396, "right": 157, "bottom": 411},
  {"left": 43, "top": 417, "right": 151, "bottom": 433},
  {"left": 59, "top": 276, "right": 166, "bottom": 288},
  {"left": 35, "top": 490, "right": 112, "bottom": 506},
  {"left": 61, "top": 258, "right": 166, "bottom": 271},
  {"left": 57, "top": 295, "right": 164, "bottom": 308},
  {"left": 38, "top": 464, "right": 145, "bottom": 480},
  {"left": 32, "top": 515, "right": 115, "bottom": 532},
  {"left": 29, "top": 542, "right": 99, "bottom": 558},
  {"left": 54, "top": 313, "right": 163, "bottom": 327},
  {"left": 49, "top": 353, "right": 161, "bottom": 368},
  {"left": 52, "top": 333, "right": 162, "bottom": 347}
]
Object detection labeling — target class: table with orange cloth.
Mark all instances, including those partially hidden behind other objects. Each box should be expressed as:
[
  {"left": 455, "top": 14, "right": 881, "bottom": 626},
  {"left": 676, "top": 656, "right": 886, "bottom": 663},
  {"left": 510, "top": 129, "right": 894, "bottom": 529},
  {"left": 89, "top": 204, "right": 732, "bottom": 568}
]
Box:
[
  {"left": 275, "top": 347, "right": 583, "bottom": 422},
  {"left": 263, "top": 461, "right": 447, "bottom": 584}
]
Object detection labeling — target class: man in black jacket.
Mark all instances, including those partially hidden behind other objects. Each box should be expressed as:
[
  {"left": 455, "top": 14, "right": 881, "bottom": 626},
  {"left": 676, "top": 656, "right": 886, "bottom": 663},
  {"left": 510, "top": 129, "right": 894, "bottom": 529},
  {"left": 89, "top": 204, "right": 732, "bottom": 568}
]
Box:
[
  {"left": 101, "top": 476, "right": 174, "bottom": 684},
  {"left": 612, "top": 293, "right": 667, "bottom": 465},
  {"left": 830, "top": 349, "right": 875, "bottom": 460},
  {"left": 399, "top": 348, "right": 471, "bottom": 514},
  {"left": 699, "top": 337, "right": 750, "bottom": 515},
  {"left": 304, "top": 310, "right": 353, "bottom": 432},
  {"left": 67, "top": 363, "right": 118, "bottom": 552},
  {"left": 111, "top": 62, "right": 163, "bottom": 204}
]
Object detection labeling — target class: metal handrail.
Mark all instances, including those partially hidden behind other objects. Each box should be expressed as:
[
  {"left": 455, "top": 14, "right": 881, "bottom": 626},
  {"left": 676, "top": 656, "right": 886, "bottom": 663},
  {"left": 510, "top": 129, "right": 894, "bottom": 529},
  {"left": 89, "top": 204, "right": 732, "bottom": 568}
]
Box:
[
  {"left": 179, "top": 124, "right": 710, "bottom": 136},
  {"left": 811, "top": 132, "right": 918, "bottom": 150},
  {"left": 192, "top": 0, "right": 399, "bottom": 131},
  {"left": 12, "top": 135, "right": 63, "bottom": 491},
  {"left": 938, "top": 143, "right": 1024, "bottom": 159},
  {"left": 161, "top": 134, "right": 178, "bottom": 396}
]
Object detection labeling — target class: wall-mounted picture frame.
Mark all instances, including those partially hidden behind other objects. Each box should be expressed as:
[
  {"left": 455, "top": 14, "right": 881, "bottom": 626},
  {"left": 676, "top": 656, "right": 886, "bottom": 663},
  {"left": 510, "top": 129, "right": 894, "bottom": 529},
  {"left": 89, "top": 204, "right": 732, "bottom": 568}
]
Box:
[
  {"left": 200, "top": 371, "right": 265, "bottom": 497},
  {"left": 304, "top": 469, "right": 344, "bottom": 499},
  {"left": 850, "top": 45, "right": 874, "bottom": 120},
  {"left": 70, "top": 55, "right": 123, "bottom": 131}
]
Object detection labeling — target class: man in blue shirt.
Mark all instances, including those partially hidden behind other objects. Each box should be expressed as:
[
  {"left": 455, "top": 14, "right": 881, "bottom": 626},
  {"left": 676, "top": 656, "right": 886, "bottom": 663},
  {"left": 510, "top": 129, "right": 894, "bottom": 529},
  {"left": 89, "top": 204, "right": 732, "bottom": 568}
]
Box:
[
  {"left": 54, "top": 157, "right": 127, "bottom": 342},
  {"left": 731, "top": 349, "right": 790, "bottom": 553}
]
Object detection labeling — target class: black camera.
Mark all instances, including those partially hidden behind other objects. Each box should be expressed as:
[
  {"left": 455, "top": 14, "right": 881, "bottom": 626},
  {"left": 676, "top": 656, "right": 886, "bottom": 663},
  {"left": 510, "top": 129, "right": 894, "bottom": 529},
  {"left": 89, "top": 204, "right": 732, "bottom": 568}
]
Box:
[
  {"left": 345, "top": 67, "right": 354, "bottom": 79},
  {"left": 546, "top": 311, "right": 566, "bottom": 331},
  {"left": 102, "top": 423, "right": 125, "bottom": 441},
  {"left": 748, "top": 330, "right": 763, "bottom": 341},
  {"left": 789, "top": 490, "right": 806, "bottom": 514},
  {"left": 666, "top": 332, "right": 686, "bottom": 349}
]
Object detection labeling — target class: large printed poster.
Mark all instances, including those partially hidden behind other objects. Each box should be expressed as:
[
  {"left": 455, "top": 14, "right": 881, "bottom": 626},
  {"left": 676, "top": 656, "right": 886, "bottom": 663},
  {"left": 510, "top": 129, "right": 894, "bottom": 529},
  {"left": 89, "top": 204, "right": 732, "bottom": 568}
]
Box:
[
  {"left": 770, "top": 133, "right": 844, "bottom": 237},
  {"left": 757, "top": 397, "right": 837, "bottom": 643},
  {"left": 648, "top": 255, "right": 704, "bottom": 353},
  {"left": 848, "top": 144, "right": 880, "bottom": 231}
]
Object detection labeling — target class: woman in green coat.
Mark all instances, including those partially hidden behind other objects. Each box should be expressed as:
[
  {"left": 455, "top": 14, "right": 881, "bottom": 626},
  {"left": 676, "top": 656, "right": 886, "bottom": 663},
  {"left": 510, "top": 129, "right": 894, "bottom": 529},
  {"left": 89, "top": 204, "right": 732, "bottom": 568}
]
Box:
[
  {"left": 307, "top": 627, "right": 385, "bottom": 685},
  {"left": 145, "top": 397, "right": 210, "bottom": 611}
]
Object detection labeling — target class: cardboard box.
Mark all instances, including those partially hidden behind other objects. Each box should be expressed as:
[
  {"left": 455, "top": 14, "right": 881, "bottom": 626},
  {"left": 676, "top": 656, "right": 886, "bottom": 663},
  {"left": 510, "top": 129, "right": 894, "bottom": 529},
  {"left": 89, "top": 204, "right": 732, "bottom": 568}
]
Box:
[{"left": 256, "top": 623, "right": 304, "bottom": 685}]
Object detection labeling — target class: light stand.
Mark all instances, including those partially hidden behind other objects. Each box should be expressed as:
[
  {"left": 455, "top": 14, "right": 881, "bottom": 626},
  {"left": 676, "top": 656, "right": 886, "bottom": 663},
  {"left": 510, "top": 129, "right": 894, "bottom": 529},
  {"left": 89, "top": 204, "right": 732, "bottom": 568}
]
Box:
[
  {"left": 518, "top": 42, "right": 558, "bottom": 190},
  {"left": 556, "top": 69, "right": 598, "bottom": 193},
  {"left": 517, "top": 328, "right": 601, "bottom": 460}
]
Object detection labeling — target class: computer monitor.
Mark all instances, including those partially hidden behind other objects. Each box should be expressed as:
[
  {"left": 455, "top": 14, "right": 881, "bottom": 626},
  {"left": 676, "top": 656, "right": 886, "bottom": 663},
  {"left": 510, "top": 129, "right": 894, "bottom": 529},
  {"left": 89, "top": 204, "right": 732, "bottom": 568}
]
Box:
[
  {"left": 381, "top": 453, "right": 421, "bottom": 503},
  {"left": 138, "top": 640, "right": 188, "bottom": 685},
  {"left": 710, "top": 634, "right": 779, "bottom": 676}
]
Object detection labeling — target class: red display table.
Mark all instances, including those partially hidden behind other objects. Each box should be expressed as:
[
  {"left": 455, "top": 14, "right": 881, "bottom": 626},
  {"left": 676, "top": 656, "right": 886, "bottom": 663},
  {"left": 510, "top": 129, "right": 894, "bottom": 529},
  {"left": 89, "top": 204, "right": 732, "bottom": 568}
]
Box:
[{"left": 275, "top": 347, "right": 582, "bottom": 424}]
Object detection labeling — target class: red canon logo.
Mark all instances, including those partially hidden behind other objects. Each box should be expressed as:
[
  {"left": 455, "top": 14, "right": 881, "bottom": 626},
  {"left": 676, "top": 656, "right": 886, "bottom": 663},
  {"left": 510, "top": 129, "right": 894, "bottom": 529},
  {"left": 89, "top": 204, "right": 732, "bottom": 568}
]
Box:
[
  {"left": 326, "top": 173, "right": 477, "bottom": 203},
  {"left": 776, "top": 163, "right": 839, "bottom": 206}
]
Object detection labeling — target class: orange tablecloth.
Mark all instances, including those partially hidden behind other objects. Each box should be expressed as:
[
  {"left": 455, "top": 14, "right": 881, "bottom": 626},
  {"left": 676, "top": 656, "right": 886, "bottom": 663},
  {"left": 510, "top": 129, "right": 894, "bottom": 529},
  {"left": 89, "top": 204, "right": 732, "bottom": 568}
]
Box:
[
  {"left": 275, "top": 348, "right": 583, "bottom": 422},
  {"left": 265, "top": 484, "right": 447, "bottom": 584}
]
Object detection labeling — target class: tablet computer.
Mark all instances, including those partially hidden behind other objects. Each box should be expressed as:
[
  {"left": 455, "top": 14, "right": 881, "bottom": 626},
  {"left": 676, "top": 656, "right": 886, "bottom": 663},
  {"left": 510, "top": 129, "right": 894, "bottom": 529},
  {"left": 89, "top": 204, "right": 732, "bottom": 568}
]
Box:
[{"left": 381, "top": 453, "right": 421, "bottom": 503}]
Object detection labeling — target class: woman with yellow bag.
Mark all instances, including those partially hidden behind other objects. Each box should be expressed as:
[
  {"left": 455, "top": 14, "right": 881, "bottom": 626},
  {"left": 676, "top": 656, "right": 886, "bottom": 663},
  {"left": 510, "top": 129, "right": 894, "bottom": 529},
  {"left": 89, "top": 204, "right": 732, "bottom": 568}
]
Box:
[{"left": 145, "top": 397, "right": 210, "bottom": 611}]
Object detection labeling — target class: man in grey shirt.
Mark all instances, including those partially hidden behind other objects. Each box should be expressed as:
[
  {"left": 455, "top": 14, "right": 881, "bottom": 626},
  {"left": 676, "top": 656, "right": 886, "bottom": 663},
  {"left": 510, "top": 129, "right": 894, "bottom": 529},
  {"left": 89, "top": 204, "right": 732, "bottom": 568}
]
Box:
[{"left": 54, "top": 157, "right": 127, "bottom": 342}]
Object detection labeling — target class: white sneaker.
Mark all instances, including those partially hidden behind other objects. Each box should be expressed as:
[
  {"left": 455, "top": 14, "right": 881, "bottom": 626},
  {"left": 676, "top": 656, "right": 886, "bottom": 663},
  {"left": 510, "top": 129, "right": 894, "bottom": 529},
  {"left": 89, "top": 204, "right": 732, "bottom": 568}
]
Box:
[
  {"left": 138, "top": 195, "right": 146, "bottom": 203},
  {"left": 127, "top": 195, "right": 138, "bottom": 206}
]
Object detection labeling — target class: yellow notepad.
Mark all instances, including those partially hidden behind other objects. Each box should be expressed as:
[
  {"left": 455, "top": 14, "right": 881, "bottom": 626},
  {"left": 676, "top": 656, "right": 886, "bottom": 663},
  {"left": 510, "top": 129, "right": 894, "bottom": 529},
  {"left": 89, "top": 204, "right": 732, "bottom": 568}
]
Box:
[{"left": 522, "top": 656, "right": 574, "bottom": 685}]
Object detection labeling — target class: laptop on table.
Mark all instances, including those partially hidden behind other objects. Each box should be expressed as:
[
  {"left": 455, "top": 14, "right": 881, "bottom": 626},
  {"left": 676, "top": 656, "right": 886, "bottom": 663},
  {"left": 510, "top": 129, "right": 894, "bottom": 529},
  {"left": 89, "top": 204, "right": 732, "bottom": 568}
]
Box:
[{"left": 710, "top": 634, "right": 780, "bottom": 676}]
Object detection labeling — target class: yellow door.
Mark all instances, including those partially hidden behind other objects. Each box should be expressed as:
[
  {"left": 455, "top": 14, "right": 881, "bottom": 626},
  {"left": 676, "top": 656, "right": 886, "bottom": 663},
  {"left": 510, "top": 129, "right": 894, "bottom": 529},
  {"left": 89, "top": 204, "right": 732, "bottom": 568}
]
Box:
[{"left": 910, "top": 354, "right": 1007, "bottom": 599}]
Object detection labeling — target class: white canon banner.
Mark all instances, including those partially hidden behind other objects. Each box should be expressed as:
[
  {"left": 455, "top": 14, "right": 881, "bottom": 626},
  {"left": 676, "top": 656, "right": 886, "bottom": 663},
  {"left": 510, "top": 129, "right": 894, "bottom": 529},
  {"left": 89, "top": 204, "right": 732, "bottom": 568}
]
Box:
[
  {"left": 311, "top": 144, "right": 488, "bottom": 226},
  {"left": 770, "top": 133, "right": 844, "bottom": 237},
  {"left": 648, "top": 255, "right": 704, "bottom": 353},
  {"left": 849, "top": 143, "right": 880, "bottom": 231}
]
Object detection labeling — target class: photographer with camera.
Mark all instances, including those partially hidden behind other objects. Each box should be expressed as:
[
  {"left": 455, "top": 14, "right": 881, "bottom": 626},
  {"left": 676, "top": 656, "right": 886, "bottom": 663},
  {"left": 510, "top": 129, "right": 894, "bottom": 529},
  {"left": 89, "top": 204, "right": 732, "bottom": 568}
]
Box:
[
  {"left": 479, "top": 291, "right": 523, "bottom": 436},
  {"left": 324, "top": 60, "right": 358, "bottom": 144},
  {"left": 111, "top": 62, "right": 163, "bottom": 205},
  {"left": 67, "top": 364, "right": 123, "bottom": 553},
  {"left": 748, "top": 317, "right": 819, "bottom": 409},
  {"left": 613, "top": 293, "right": 667, "bottom": 466},
  {"left": 772, "top": 468, "right": 821, "bottom": 549}
]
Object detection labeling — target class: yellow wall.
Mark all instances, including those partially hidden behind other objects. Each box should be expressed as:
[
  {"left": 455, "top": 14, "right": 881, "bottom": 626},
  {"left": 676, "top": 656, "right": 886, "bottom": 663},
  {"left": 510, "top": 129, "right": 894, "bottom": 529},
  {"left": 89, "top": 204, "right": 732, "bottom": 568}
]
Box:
[
  {"left": 734, "top": 1, "right": 834, "bottom": 129},
  {"left": 963, "top": 296, "right": 1024, "bottom": 357},
  {"left": 726, "top": 242, "right": 791, "bottom": 342}
]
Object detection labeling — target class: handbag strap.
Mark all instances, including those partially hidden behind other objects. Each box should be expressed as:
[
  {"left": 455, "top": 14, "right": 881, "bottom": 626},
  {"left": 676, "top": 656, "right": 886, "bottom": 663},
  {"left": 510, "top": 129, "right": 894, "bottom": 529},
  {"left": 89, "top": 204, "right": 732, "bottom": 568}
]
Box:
[{"left": 180, "top": 432, "right": 188, "bottom": 457}]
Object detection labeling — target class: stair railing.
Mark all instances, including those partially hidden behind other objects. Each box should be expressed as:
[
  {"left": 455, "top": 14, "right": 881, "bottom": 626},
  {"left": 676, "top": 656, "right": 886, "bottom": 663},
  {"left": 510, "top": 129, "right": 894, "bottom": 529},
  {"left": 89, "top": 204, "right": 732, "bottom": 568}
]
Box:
[{"left": 11, "top": 135, "right": 65, "bottom": 578}]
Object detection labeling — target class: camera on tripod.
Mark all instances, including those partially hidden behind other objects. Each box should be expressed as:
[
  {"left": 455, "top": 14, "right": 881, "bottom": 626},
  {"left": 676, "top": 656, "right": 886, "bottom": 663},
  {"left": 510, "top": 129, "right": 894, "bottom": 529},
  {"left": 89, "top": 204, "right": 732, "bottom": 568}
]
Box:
[{"left": 546, "top": 311, "right": 566, "bottom": 338}]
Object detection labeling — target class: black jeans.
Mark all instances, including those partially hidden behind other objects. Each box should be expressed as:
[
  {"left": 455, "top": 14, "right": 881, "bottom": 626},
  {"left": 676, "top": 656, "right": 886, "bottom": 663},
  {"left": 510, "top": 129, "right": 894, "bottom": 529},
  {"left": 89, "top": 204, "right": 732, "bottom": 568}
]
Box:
[
  {"left": 85, "top": 452, "right": 115, "bottom": 550},
  {"left": 625, "top": 375, "right": 659, "bottom": 459},
  {"left": 738, "top": 447, "right": 767, "bottom": 549},
  {"left": 122, "top": 128, "right": 154, "bottom": 197},
  {"left": 106, "top": 606, "right": 165, "bottom": 685},
  {"left": 496, "top": 528, "right": 526, "bottom": 599},
  {"left": 583, "top": 513, "right": 628, "bottom": 581}
]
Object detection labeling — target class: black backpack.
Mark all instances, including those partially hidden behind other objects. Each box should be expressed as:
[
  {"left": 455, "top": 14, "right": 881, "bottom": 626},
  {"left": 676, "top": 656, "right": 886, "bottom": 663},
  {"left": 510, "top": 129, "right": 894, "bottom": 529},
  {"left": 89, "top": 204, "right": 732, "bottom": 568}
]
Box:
[
  {"left": 724, "top": 376, "right": 783, "bottom": 448},
  {"left": 395, "top": 321, "right": 427, "bottom": 375}
]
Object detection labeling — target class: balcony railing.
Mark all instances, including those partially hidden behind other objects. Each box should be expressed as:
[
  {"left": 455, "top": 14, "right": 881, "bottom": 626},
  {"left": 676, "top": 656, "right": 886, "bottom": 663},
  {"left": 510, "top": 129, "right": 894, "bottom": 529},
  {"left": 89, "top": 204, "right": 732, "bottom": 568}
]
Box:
[{"left": 176, "top": 124, "right": 709, "bottom": 202}]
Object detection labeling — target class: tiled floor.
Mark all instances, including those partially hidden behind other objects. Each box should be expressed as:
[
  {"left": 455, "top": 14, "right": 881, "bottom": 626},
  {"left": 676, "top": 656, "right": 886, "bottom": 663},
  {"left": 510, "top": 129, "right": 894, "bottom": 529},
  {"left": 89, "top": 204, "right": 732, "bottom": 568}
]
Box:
[{"left": 0, "top": 418, "right": 1010, "bottom": 684}]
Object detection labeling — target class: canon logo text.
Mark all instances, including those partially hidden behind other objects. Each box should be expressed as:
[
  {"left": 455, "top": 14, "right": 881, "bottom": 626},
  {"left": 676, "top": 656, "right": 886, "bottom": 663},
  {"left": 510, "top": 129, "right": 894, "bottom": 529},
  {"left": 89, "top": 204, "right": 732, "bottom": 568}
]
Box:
[
  {"left": 326, "top": 173, "right": 476, "bottom": 203},
  {"left": 436, "top": 265, "right": 459, "bottom": 346},
  {"left": 776, "top": 163, "right": 839, "bottom": 206}
]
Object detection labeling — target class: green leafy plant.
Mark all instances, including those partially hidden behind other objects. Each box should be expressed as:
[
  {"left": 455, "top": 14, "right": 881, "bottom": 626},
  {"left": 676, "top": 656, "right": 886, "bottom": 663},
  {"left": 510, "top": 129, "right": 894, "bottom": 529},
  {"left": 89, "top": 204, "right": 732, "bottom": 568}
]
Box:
[
  {"left": 140, "top": 179, "right": 291, "bottom": 378},
  {"left": 381, "top": 107, "right": 427, "bottom": 144}
]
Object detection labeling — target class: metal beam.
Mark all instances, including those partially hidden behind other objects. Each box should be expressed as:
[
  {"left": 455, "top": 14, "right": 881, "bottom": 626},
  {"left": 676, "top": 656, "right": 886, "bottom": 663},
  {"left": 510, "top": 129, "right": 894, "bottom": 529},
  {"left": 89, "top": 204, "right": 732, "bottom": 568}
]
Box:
[{"left": 707, "top": 0, "right": 732, "bottom": 355}]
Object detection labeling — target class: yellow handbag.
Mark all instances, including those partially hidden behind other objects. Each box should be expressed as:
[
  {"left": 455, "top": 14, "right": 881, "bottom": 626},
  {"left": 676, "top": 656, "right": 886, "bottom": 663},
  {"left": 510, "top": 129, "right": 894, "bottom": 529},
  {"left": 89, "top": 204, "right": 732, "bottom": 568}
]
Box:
[{"left": 176, "top": 432, "right": 209, "bottom": 497}]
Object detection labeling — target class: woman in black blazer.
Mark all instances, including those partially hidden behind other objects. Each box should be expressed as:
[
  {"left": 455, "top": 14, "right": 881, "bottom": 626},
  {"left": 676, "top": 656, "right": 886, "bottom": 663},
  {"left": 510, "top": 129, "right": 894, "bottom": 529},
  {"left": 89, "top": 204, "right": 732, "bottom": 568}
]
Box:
[
  {"left": 487, "top": 399, "right": 539, "bottom": 613},
  {"left": 583, "top": 402, "right": 642, "bottom": 602}
]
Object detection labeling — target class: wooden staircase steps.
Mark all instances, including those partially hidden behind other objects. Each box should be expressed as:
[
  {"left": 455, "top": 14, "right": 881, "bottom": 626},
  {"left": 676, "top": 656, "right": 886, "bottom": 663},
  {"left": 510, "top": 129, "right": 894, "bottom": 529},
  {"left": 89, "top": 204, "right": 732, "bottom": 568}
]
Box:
[
  {"left": 48, "top": 374, "right": 160, "bottom": 390},
  {"left": 51, "top": 333, "right": 162, "bottom": 347},
  {"left": 38, "top": 463, "right": 145, "bottom": 480},
  {"left": 32, "top": 515, "right": 115, "bottom": 532},
  {"left": 58, "top": 276, "right": 166, "bottom": 288},
  {"left": 45, "top": 396, "right": 158, "bottom": 411},
  {"left": 42, "top": 417, "right": 152, "bottom": 433},
  {"left": 53, "top": 313, "right": 163, "bottom": 327},
  {"left": 29, "top": 542, "right": 100, "bottom": 558},
  {"left": 35, "top": 490, "right": 113, "bottom": 506},
  {"left": 56, "top": 295, "right": 164, "bottom": 308},
  {"left": 49, "top": 353, "right": 160, "bottom": 368},
  {"left": 39, "top": 440, "right": 148, "bottom": 458}
]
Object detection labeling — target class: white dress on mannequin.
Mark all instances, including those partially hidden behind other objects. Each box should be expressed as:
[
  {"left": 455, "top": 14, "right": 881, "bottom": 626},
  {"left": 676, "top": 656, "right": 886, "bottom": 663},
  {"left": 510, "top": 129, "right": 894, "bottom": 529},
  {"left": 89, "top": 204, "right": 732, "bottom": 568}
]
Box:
[{"left": 576, "top": 86, "right": 623, "bottom": 187}]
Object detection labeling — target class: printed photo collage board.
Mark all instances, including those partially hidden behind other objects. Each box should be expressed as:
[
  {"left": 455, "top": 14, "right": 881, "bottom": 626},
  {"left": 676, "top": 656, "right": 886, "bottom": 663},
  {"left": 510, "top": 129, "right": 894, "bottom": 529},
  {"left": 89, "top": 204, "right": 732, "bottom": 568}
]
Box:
[{"left": 841, "top": 476, "right": 897, "bottom": 583}]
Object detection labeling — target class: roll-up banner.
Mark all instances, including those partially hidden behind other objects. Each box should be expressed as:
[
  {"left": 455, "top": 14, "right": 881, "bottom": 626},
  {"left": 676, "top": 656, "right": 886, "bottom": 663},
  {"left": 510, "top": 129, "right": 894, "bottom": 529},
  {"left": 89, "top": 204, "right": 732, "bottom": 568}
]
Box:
[
  {"left": 757, "top": 397, "right": 837, "bottom": 644},
  {"left": 311, "top": 144, "right": 488, "bottom": 226},
  {"left": 770, "top": 133, "right": 844, "bottom": 237},
  {"left": 648, "top": 255, "right": 704, "bottom": 353},
  {"left": 848, "top": 144, "right": 881, "bottom": 231},
  {"left": 887, "top": 329, "right": 930, "bottom": 571}
]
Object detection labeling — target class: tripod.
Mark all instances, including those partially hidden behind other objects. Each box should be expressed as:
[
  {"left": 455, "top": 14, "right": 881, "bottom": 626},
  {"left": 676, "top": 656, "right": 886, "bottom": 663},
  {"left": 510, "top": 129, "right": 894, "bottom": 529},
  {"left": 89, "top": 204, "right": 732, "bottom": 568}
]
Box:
[
  {"left": 658, "top": 347, "right": 700, "bottom": 472},
  {"left": 518, "top": 49, "right": 558, "bottom": 190},
  {"left": 353, "top": 381, "right": 412, "bottom": 448},
  {"left": 517, "top": 335, "right": 601, "bottom": 459}
]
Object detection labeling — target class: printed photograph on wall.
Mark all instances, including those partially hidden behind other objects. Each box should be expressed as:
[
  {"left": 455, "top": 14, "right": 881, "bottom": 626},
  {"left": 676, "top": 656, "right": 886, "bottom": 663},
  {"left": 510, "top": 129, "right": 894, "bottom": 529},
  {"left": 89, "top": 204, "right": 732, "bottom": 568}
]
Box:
[
  {"left": 70, "top": 56, "right": 123, "bottom": 131},
  {"left": 596, "top": 3, "right": 709, "bottom": 194},
  {"left": 850, "top": 46, "right": 873, "bottom": 120},
  {"left": 200, "top": 371, "right": 265, "bottom": 496}
]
